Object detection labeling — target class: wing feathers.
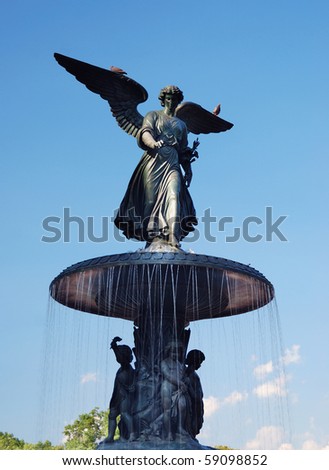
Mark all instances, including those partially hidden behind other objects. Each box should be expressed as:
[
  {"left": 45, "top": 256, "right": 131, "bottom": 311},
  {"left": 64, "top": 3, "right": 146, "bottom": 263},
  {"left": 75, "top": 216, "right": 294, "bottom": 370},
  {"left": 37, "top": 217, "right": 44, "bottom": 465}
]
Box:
[
  {"left": 54, "top": 54, "right": 234, "bottom": 138},
  {"left": 175, "top": 101, "right": 233, "bottom": 135},
  {"left": 54, "top": 53, "right": 147, "bottom": 136}
]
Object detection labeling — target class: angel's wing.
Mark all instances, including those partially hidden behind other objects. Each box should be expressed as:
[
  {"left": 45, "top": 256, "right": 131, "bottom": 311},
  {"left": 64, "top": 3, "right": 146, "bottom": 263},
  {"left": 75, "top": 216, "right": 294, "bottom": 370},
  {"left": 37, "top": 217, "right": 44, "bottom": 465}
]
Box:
[
  {"left": 175, "top": 101, "right": 233, "bottom": 135},
  {"left": 54, "top": 53, "right": 148, "bottom": 137}
]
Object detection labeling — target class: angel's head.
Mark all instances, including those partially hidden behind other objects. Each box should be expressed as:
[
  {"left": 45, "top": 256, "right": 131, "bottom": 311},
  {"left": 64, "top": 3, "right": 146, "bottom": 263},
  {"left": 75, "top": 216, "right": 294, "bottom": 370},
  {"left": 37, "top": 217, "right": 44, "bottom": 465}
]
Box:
[{"left": 158, "top": 85, "right": 184, "bottom": 109}]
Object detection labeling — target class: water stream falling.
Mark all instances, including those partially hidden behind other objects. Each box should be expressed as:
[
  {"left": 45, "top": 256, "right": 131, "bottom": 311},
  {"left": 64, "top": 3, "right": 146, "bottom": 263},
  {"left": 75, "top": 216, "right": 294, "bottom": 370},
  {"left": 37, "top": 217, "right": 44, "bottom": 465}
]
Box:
[
  {"left": 41, "top": 253, "right": 289, "bottom": 449},
  {"left": 192, "top": 301, "right": 290, "bottom": 449}
]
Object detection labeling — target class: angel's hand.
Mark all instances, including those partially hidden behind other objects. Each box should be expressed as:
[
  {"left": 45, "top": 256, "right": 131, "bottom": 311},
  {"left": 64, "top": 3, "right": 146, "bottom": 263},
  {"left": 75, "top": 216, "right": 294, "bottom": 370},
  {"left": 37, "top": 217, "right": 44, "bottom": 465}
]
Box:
[
  {"left": 154, "top": 140, "right": 164, "bottom": 149},
  {"left": 142, "top": 131, "right": 164, "bottom": 150}
]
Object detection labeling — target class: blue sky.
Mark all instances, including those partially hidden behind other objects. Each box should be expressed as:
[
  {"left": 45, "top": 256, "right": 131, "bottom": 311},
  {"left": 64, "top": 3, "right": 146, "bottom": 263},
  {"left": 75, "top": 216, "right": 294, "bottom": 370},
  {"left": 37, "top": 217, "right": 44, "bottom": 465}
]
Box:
[{"left": 1, "top": 0, "right": 329, "bottom": 449}]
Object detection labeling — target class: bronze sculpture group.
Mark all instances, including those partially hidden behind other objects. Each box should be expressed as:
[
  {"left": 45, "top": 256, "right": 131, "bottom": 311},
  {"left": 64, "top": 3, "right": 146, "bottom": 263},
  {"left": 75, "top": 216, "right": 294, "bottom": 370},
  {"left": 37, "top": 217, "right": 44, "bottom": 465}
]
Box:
[{"left": 105, "top": 337, "right": 205, "bottom": 443}]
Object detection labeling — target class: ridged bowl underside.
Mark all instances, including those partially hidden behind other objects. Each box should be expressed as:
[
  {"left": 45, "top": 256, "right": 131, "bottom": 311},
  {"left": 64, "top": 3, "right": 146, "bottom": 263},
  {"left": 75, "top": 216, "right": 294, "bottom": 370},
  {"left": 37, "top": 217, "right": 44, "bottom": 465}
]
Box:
[{"left": 50, "top": 252, "right": 274, "bottom": 322}]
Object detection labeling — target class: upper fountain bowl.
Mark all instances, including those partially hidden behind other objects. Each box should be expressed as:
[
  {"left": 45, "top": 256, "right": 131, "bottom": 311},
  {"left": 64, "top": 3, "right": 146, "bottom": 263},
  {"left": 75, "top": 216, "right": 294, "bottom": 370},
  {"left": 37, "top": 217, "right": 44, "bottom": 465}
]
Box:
[{"left": 50, "top": 252, "right": 274, "bottom": 323}]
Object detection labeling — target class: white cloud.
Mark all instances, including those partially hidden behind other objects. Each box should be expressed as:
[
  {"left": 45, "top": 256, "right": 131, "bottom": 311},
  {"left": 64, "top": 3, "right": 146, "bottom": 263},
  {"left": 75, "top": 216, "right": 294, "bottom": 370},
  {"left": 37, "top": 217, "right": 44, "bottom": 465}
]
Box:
[
  {"left": 245, "top": 426, "right": 285, "bottom": 450},
  {"left": 281, "top": 344, "right": 301, "bottom": 366},
  {"left": 279, "top": 443, "right": 293, "bottom": 450},
  {"left": 81, "top": 372, "right": 97, "bottom": 384},
  {"left": 203, "top": 391, "right": 248, "bottom": 418},
  {"left": 251, "top": 344, "right": 300, "bottom": 402},
  {"left": 203, "top": 396, "right": 220, "bottom": 417},
  {"left": 221, "top": 390, "right": 248, "bottom": 406},
  {"left": 253, "top": 374, "right": 288, "bottom": 398},
  {"left": 302, "top": 438, "right": 329, "bottom": 450},
  {"left": 302, "top": 439, "right": 321, "bottom": 450},
  {"left": 253, "top": 360, "right": 273, "bottom": 379},
  {"left": 301, "top": 438, "right": 329, "bottom": 450}
]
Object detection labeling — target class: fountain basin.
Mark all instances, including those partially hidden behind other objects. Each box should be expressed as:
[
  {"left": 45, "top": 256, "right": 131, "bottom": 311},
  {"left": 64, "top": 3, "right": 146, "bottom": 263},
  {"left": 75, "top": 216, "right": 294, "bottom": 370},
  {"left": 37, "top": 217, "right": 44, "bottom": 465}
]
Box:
[{"left": 50, "top": 252, "right": 274, "bottom": 322}]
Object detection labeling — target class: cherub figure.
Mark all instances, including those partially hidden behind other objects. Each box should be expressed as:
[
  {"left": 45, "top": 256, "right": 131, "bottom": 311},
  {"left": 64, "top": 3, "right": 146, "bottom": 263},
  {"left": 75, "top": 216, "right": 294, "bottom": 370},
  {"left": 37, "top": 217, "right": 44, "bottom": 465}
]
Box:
[
  {"left": 185, "top": 349, "right": 205, "bottom": 438},
  {"left": 160, "top": 342, "right": 189, "bottom": 440},
  {"left": 54, "top": 53, "right": 233, "bottom": 249},
  {"left": 105, "top": 337, "right": 136, "bottom": 443}
]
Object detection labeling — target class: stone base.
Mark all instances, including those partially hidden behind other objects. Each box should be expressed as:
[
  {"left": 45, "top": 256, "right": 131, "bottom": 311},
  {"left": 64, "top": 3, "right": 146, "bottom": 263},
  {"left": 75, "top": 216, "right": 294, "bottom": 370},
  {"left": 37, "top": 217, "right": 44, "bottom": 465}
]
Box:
[{"left": 97, "top": 435, "right": 214, "bottom": 450}]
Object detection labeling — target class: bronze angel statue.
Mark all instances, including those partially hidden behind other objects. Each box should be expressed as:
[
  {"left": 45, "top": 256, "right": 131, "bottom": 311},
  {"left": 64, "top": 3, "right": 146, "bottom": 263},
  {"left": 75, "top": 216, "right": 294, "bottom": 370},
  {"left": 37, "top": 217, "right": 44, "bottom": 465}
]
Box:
[{"left": 54, "top": 53, "right": 233, "bottom": 249}]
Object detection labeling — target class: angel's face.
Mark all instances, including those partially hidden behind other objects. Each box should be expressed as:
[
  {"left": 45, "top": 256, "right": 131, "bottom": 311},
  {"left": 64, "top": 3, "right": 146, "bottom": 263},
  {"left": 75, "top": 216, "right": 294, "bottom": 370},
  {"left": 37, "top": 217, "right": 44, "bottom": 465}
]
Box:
[{"left": 164, "top": 93, "right": 180, "bottom": 115}]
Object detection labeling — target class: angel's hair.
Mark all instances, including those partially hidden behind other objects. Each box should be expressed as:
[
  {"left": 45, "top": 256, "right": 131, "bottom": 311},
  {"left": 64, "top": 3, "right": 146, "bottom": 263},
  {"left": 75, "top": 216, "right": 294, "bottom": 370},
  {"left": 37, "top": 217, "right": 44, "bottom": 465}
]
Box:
[{"left": 158, "top": 85, "right": 184, "bottom": 106}]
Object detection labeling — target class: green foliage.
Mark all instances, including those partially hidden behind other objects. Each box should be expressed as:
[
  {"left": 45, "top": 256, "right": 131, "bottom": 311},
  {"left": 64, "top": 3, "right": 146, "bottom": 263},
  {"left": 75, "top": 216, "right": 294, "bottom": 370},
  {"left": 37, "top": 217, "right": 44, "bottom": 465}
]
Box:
[
  {"left": 0, "top": 408, "right": 118, "bottom": 450},
  {"left": 0, "top": 432, "right": 62, "bottom": 450},
  {"left": 62, "top": 408, "right": 121, "bottom": 449},
  {"left": 63, "top": 407, "right": 109, "bottom": 450},
  {"left": 0, "top": 432, "right": 25, "bottom": 449},
  {"left": 1, "top": 409, "right": 230, "bottom": 450},
  {"left": 214, "top": 445, "right": 235, "bottom": 450},
  {"left": 23, "top": 440, "right": 64, "bottom": 450}
]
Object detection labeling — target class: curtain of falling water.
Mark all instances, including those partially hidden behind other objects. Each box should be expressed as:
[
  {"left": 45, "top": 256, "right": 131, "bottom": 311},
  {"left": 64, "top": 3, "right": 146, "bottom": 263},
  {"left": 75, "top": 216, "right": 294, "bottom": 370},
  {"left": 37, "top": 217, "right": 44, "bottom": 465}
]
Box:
[
  {"left": 175, "top": 265, "right": 290, "bottom": 449},
  {"left": 189, "top": 300, "right": 290, "bottom": 449},
  {"left": 40, "top": 264, "right": 289, "bottom": 449},
  {"left": 39, "top": 295, "right": 133, "bottom": 445}
]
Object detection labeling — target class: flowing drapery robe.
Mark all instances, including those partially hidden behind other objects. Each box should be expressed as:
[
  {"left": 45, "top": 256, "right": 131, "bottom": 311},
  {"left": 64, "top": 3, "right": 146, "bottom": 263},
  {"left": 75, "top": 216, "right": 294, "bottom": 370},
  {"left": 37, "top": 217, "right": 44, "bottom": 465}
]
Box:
[{"left": 114, "top": 110, "right": 197, "bottom": 242}]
